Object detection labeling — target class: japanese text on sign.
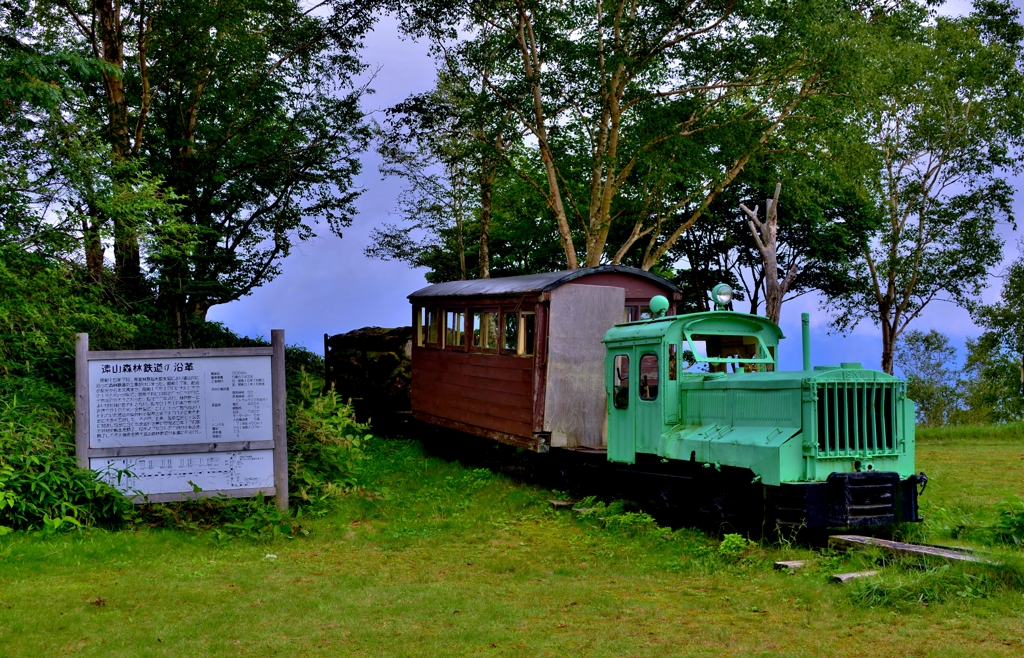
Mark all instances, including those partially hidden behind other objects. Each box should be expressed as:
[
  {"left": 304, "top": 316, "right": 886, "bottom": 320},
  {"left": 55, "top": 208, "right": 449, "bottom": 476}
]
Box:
[{"left": 88, "top": 355, "right": 272, "bottom": 448}]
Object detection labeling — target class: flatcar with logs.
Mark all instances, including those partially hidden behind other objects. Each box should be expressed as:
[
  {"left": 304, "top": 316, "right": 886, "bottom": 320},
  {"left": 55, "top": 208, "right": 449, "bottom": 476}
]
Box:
[{"left": 407, "top": 266, "right": 926, "bottom": 531}]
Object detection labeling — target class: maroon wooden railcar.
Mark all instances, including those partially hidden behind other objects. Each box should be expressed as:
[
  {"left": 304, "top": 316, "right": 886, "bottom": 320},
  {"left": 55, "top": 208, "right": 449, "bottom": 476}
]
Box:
[{"left": 408, "top": 266, "right": 682, "bottom": 452}]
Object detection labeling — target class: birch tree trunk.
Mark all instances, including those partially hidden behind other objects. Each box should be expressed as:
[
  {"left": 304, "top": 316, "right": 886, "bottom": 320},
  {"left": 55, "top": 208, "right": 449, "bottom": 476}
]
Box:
[{"left": 740, "top": 183, "right": 799, "bottom": 325}]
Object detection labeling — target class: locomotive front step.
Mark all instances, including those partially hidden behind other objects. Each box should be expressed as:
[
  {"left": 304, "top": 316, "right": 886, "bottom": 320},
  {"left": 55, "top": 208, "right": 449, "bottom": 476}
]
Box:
[{"left": 770, "top": 471, "right": 924, "bottom": 529}]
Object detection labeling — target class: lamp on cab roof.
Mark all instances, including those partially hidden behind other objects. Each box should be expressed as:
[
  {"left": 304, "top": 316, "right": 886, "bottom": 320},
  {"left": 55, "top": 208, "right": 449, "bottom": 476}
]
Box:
[
  {"left": 711, "top": 283, "right": 734, "bottom": 310},
  {"left": 649, "top": 295, "right": 669, "bottom": 318}
]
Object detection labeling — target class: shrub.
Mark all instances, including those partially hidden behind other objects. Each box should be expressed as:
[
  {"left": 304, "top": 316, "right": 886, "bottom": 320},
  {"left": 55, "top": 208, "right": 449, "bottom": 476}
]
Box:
[
  {"left": 0, "top": 248, "right": 367, "bottom": 535},
  {"left": 849, "top": 565, "right": 995, "bottom": 607},
  {"left": 603, "top": 511, "right": 660, "bottom": 535},
  {"left": 990, "top": 498, "right": 1024, "bottom": 546},
  {"left": 287, "top": 370, "right": 371, "bottom": 508},
  {"left": 0, "top": 396, "right": 133, "bottom": 532},
  {"left": 718, "top": 533, "right": 754, "bottom": 562},
  {"left": 135, "top": 492, "right": 305, "bottom": 540}
]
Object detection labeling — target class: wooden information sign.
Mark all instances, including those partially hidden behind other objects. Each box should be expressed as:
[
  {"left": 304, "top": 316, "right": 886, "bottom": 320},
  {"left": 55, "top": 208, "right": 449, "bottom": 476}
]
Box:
[{"left": 75, "top": 330, "right": 288, "bottom": 510}]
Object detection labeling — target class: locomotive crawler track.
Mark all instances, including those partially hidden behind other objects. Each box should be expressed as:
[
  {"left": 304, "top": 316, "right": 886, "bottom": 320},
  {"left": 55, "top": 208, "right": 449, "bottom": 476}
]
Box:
[{"left": 415, "top": 423, "right": 911, "bottom": 542}]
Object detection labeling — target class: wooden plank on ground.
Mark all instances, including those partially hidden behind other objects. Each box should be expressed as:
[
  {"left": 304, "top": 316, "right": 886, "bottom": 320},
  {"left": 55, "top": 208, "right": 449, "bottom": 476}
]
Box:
[
  {"left": 774, "top": 560, "right": 806, "bottom": 571},
  {"left": 829, "top": 535, "right": 993, "bottom": 564},
  {"left": 832, "top": 570, "right": 879, "bottom": 583}
]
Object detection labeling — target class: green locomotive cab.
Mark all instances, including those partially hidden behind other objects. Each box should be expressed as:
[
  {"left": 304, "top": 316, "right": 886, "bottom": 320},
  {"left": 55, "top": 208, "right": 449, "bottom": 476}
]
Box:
[{"left": 603, "top": 293, "right": 925, "bottom": 529}]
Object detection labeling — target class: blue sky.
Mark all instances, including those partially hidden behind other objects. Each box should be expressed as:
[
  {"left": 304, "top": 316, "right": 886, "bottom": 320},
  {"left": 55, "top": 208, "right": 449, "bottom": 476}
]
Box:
[{"left": 208, "top": 4, "right": 1022, "bottom": 375}]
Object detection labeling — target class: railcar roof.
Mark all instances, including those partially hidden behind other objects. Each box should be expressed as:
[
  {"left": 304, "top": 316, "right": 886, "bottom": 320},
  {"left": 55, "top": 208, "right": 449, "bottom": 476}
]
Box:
[
  {"left": 407, "top": 265, "right": 681, "bottom": 299},
  {"left": 603, "top": 310, "right": 785, "bottom": 343}
]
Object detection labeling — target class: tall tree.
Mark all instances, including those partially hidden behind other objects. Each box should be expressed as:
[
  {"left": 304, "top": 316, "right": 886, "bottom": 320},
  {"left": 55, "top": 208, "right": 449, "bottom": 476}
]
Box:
[
  {"left": 826, "top": 1, "right": 1024, "bottom": 374},
  {"left": 401, "top": 0, "right": 904, "bottom": 271},
  {"left": 958, "top": 333, "right": 1024, "bottom": 424},
  {"left": 894, "top": 329, "right": 961, "bottom": 426},
  {"left": 740, "top": 184, "right": 794, "bottom": 325},
  {"left": 1, "top": 1, "right": 180, "bottom": 280},
  {"left": 660, "top": 146, "right": 880, "bottom": 319},
  {"left": 18, "top": 0, "right": 381, "bottom": 341},
  {"left": 368, "top": 64, "right": 517, "bottom": 281},
  {"left": 973, "top": 244, "right": 1024, "bottom": 406}
]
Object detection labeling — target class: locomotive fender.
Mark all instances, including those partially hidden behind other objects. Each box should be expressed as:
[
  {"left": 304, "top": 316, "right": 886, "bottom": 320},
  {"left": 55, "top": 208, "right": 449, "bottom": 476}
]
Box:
[{"left": 658, "top": 424, "right": 802, "bottom": 486}]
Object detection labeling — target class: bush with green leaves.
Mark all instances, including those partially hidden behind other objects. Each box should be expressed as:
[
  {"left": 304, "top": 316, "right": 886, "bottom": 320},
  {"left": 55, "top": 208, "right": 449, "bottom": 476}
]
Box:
[
  {"left": 287, "top": 370, "right": 371, "bottom": 508},
  {"left": 990, "top": 498, "right": 1024, "bottom": 546},
  {"left": 0, "top": 246, "right": 367, "bottom": 536},
  {"left": 134, "top": 491, "right": 306, "bottom": 540},
  {"left": 718, "top": 533, "right": 755, "bottom": 562},
  {"left": 0, "top": 397, "right": 134, "bottom": 533}
]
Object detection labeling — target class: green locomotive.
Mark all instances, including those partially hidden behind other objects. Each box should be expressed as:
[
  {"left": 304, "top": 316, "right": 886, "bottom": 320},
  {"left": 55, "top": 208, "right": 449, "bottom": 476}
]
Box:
[{"left": 603, "top": 287, "right": 925, "bottom": 529}]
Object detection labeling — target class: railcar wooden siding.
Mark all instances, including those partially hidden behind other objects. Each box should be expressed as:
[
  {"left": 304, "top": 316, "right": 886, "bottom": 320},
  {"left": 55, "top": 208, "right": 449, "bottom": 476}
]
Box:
[{"left": 412, "top": 348, "right": 534, "bottom": 439}]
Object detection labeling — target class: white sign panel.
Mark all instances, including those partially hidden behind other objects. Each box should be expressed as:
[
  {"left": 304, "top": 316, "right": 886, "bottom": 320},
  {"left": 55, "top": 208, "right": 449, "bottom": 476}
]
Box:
[
  {"left": 91, "top": 450, "right": 275, "bottom": 496},
  {"left": 88, "top": 355, "right": 272, "bottom": 448}
]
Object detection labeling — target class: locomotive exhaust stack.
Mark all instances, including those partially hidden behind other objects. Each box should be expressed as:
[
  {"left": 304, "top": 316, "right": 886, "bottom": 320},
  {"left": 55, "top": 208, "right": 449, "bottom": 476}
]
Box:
[{"left": 802, "top": 312, "right": 811, "bottom": 371}]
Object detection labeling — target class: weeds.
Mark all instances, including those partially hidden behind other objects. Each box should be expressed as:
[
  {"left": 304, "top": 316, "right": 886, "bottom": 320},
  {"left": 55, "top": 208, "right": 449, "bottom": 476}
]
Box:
[
  {"left": 989, "top": 498, "right": 1024, "bottom": 546},
  {"left": 0, "top": 397, "right": 133, "bottom": 532},
  {"left": 135, "top": 493, "right": 306, "bottom": 541},
  {"left": 849, "top": 564, "right": 996, "bottom": 607},
  {"left": 926, "top": 505, "right": 983, "bottom": 540},
  {"left": 718, "top": 533, "right": 755, "bottom": 562},
  {"left": 287, "top": 370, "right": 371, "bottom": 509}
]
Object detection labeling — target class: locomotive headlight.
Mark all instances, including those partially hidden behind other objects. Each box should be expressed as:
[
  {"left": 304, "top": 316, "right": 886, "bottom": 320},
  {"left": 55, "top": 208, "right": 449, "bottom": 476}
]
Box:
[{"left": 711, "top": 283, "right": 734, "bottom": 309}]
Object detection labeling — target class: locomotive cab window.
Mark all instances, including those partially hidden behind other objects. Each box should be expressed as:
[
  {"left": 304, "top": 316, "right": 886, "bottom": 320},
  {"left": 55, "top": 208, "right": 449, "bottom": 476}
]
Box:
[
  {"left": 639, "top": 354, "right": 659, "bottom": 400},
  {"left": 613, "top": 355, "right": 629, "bottom": 409},
  {"left": 685, "top": 332, "right": 774, "bottom": 373}
]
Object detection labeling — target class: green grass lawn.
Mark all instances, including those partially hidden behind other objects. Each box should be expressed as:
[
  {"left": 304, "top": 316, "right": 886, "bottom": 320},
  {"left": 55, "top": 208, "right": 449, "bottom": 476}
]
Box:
[
  {"left": 2, "top": 427, "right": 1024, "bottom": 657},
  {"left": 917, "top": 423, "right": 1024, "bottom": 515}
]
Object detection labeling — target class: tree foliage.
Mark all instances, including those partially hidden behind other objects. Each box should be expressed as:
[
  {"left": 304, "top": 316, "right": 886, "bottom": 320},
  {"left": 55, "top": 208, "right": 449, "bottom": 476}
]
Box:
[
  {"left": 826, "top": 1, "right": 1024, "bottom": 373},
  {"left": 666, "top": 153, "right": 880, "bottom": 318},
  {"left": 968, "top": 245, "right": 1024, "bottom": 422},
  {"left": 895, "top": 329, "right": 961, "bottom": 426},
  {"left": 4, "top": 0, "right": 382, "bottom": 343},
  {"left": 393, "top": 0, "right": 909, "bottom": 273}
]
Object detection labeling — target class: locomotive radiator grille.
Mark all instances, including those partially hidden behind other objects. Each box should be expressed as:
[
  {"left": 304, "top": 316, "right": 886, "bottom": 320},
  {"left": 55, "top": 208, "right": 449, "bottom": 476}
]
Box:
[{"left": 814, "top": 382, "right": 899, "bottom": 458}]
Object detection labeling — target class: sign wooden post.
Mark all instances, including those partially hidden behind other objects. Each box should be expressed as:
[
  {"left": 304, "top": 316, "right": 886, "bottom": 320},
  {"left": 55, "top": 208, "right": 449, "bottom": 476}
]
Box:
[
  {"left": 75, "top": 333, "right": 288, "bottom": 508},
  {"left": 271, "top": 330, "right": 288, "bottom": 511},
  {"left": 75, "top": 333, "right": 89, "bottom": 469}
]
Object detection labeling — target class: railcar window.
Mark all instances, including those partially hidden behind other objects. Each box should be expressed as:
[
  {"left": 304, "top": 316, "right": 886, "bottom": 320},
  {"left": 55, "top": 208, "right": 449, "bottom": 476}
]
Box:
[
  {"left": 639, "top": 307, "right": 653, "bottom": 321},
  {"left": 640, "top": 354, "right": 659, "bottom": 400},
  {"left": 613, "top": 355, "right": 629, "bottom": 409},
  {"left": 472, "top": 311, "right": 499, "bottom": 350},
  {"left": 446, "top": 311, "right": 465, "bottom": 347},
  {"left": 624, "top": 306, "right": 637, "bottom": 323},
  {"left": 520, "top": 313, "right": 535, "bottom": 355},
  {"left": 668, "top": 344, "right": 677, "bottom": 381},
  {"left": 425, "top": 308, "right": 440, "bottom": 346},
  {"left": 415, "top": 307, "right": 424, "bottom": 346},
  {"left": 503, "top": 312, "right": 518, "bottom": 352}
]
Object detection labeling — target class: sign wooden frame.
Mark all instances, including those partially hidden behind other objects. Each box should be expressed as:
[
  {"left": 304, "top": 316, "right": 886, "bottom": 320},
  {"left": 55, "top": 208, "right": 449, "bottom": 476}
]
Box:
[{"left": 75, "top": 330, "right": 289, "bottom": 510}]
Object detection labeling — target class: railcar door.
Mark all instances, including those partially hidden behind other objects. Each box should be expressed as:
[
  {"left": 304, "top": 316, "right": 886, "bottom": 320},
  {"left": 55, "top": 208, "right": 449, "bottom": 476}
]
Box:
[
  {"left": 607, "top": 351, "right": 635, "bottom": 463},
  {"left": 634, "top": 350, "right": 663, "bottom": 453}
]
